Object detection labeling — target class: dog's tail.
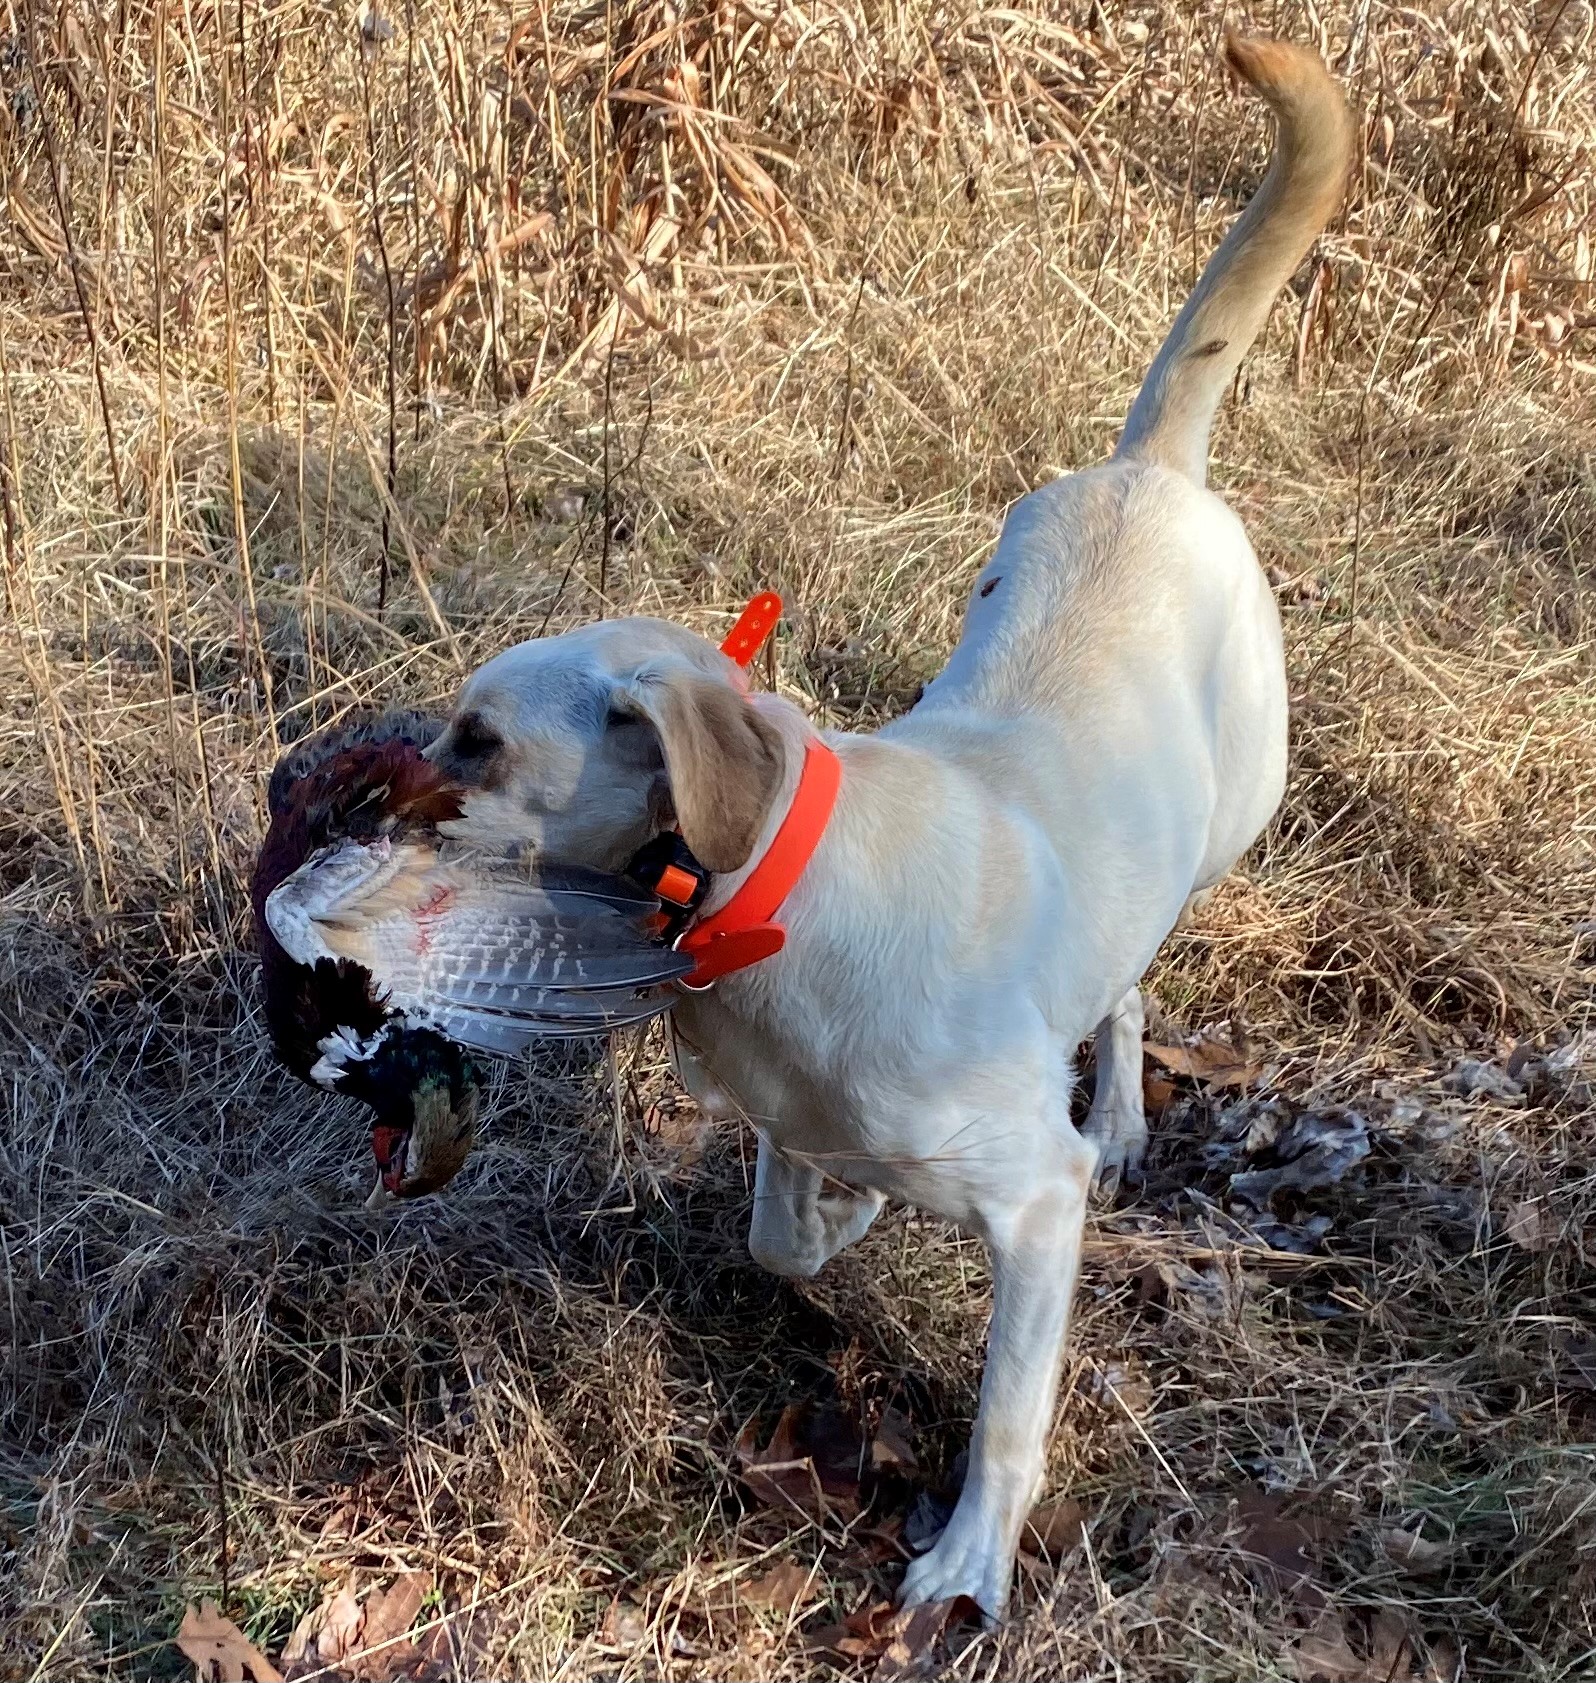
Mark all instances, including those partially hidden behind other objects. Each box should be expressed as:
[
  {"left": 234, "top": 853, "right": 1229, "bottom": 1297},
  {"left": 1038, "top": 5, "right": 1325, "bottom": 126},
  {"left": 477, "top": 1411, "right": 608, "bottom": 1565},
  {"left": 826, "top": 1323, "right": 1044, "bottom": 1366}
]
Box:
[{"left": 1114, "top": 34, "right": 1352, "bottom": 485}]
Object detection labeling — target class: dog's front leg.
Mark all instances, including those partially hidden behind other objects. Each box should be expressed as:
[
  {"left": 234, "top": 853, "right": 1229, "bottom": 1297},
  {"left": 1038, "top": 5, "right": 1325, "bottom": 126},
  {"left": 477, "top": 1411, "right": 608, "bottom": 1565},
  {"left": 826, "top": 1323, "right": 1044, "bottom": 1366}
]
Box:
[
  {"left": 900, "top": 1132, "right": 1093, "bottom": 1621},
  {"left": 748, "top": 1136, "right": 885, "bottom": 1280}
]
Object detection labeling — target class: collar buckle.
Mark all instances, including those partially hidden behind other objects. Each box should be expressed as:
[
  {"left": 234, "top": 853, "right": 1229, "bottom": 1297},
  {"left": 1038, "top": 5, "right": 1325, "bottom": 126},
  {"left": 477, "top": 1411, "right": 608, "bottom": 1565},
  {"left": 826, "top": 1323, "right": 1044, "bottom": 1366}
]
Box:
[
  {"left": 673, "top": 921, "right": 788, "bottom": 990},
  {"left": 669, "top": 927, "right": 717, "bottom": 993}
]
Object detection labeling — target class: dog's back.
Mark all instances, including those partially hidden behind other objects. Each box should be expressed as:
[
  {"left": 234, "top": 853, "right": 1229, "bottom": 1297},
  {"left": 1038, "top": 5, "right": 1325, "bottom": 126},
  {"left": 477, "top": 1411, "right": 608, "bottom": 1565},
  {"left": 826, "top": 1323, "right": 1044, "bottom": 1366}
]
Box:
[{"left": 897, "top": 37, "right": 1351, "bottom": 890}]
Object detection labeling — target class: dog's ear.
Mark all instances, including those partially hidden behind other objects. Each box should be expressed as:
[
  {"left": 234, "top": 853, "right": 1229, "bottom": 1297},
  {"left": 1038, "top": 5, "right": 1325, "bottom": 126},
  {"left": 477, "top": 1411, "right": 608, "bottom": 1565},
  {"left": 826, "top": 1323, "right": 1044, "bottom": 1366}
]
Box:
[{"left": 620, "top": 664, "right": 786, "bottom": 874}]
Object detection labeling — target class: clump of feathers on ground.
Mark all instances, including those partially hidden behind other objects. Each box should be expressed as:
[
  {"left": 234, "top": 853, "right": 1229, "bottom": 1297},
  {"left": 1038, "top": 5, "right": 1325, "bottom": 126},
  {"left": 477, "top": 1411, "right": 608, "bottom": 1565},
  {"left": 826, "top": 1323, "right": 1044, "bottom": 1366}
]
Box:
[{"left": 1, "top": 0, "right": 1594, "bottom": 1677}]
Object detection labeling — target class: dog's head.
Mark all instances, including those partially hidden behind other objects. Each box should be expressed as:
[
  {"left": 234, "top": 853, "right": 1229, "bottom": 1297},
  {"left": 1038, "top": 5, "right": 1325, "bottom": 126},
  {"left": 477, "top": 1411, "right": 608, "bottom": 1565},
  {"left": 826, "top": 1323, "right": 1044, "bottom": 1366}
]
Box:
[{"left": 428, "top": 618, "right": 788, "bottom": 874}]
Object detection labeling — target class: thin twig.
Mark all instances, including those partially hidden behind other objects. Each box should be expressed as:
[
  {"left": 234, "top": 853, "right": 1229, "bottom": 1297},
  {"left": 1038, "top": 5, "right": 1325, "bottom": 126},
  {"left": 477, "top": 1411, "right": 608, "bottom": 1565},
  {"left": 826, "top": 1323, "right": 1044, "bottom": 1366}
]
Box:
[
  {"left": 23, "top": 11, "right": 125, "bottom": 514},
  {"left": 360, "top": 37, "right": 400, "bottom": 617}
]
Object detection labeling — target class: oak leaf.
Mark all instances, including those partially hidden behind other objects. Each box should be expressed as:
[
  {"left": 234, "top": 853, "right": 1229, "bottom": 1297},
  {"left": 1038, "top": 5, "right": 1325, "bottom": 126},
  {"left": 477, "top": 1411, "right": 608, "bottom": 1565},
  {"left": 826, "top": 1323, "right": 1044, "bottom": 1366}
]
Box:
[
  {"left": 740, "top": 1560, "right": 815, "bottom": 1616},
  {"left": 175, "top": 1602, "right": 283, "bottom": 1683},
  {"left": 735, "top": 1403, "right": 864, "bottom": 1520},
  {"left": 809, "top": 1596, "right": 978, "bottom": 1680},
  {"left": 1146, "top": 1033, "right": 1262, "bottom": 1090}
]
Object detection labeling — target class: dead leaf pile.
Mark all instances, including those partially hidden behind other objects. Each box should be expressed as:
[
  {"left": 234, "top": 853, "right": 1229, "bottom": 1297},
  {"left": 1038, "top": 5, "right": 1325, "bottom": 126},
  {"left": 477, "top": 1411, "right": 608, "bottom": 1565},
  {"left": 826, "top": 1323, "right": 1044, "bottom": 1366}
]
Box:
[
  {"left": 1443, "top": 1034, "right": 1596, "bottom": 1109},
  {"left": 1442, "top": 1057, "right": 1528, "bottom": 1104},
  {"left": 736, "top": 1401, "right": 917, "bottom": 1524},
  {"left": 1158, "top": 1086, "right": 1382, "bottom": 1253},
  {"left": 280, "top": 1575, "right": 456, "bottom": 1682},
  {"left": 1288, "top": 1608, "right": 1458, "bottom": 1682},
  {"left": 809, "top": 1595, "right": 979, "bottom": 1681}
]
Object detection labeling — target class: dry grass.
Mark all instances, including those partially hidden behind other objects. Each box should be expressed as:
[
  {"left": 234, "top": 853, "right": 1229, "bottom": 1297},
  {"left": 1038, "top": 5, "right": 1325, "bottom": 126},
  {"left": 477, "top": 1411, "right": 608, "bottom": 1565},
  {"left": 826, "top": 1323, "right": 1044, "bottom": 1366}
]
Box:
[{"left": 3, "top": 0, "right": 1596, "bottom": 1675}]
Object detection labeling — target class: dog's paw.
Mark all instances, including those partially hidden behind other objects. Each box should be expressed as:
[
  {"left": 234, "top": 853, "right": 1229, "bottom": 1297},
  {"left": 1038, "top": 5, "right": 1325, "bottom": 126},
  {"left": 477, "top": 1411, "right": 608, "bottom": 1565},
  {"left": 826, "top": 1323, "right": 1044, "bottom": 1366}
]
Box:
[
  {"left": 899, "top": 1523, "right": 1011, "bottom": 1626},
  {"left": 1082, "top": 1110, "right": 1146, "bottom": 1198}
]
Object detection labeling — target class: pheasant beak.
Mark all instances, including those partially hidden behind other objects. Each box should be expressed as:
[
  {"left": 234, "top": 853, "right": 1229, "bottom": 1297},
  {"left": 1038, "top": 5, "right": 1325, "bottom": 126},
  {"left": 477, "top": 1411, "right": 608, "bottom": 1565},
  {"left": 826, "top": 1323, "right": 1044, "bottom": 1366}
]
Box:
[
  {"left": 365, "top": 1082, "right": 479, "bottom": 1206},
  {"left": 370, "top": 1123, "right": 411, "bottom": 1197}
]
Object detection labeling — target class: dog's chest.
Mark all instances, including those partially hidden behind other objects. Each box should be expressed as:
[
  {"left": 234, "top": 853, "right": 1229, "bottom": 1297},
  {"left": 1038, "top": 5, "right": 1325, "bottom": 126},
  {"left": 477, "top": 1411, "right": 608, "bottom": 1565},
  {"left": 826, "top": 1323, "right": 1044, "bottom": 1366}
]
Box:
[{"left": 671, "top": 993, "right": 879, "bottom": 1159}]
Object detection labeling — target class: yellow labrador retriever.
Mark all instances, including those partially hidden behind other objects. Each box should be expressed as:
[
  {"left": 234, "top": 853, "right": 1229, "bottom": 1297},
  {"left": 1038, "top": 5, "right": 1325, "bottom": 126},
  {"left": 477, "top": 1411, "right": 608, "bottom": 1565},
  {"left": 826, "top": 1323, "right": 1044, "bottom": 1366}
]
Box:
[{"left": 427, "top": 35, "right": 1351, "bottom": 1618}]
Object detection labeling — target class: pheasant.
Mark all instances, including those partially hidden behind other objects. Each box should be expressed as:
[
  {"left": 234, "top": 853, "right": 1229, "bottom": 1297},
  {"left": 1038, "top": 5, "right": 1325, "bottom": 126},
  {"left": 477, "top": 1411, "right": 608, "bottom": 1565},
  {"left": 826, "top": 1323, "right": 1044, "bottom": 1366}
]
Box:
[{"left": 251, "top": 710, "right": 690, "bottom": 1200}]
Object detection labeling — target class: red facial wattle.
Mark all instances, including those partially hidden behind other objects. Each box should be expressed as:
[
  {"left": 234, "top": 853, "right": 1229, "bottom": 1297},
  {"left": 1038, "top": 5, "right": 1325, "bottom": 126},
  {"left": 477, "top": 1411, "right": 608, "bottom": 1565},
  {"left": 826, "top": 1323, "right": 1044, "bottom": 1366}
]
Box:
[{"left": 371, "top": 1124, "right": 410, "bottom": 1194}]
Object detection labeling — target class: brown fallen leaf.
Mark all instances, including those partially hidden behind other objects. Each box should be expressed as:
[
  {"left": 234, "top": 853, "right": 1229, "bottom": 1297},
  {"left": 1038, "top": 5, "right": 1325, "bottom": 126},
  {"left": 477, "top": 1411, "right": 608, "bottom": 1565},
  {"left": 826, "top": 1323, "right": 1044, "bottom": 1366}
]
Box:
[
  {"left": 1425, "top": 1633, "right": 1463, "bottom": 1682},
  {"left": 597, "top": 1596, "right": 648, "bottom": 1650},
  {"left": 1131, "top": 1262, "right": 1171, "bottom": 1308},
  {"left": 176, "top": 1602, "right": 284, "bottom": 1683},
  {"left": 870, "top": 1406, "right": 917, "bottom": 1471},
  {"left": 1288, "top": 1611, "right": 1364, "bottom": 1682},
  {"left": 1370, "top": 1607, "right": 1419, "bottom": 1680},
  {"left": 280, "top": 1577, "right": 444, "bottom": 1683},
  {"left": 1380, "top": 1526, "right": 1452, "bottom": 1575},
  {"left": 1023, "top": 1496, "right": 1087, "bottom": 1560},
  {"left": 735, "top": 1403, "right": 864, "bottom": 1520},
  {"left": 414, "top": 1607, "right": 498, "bottom": 1677},
  {"left": 736, "top": 1405, "right": 811, "bottom": 1515},
  {"left": 313, "top": 1584, "right": 365, "bottom": 1666},
  {"left": 1143, "top": 1072, "right": 1178, "bottom": 1117},
  {"left": 1289, "top": 1607, "right": 1436, "bottom": 1683},
  {"left": 1557, "top": 1335, "right": 1596, "bottom": 1391},
  {"left": 859, "top": 1516, "right": 910, "bottom": 1564},
  {"left": 809, "top": 1599, "right": 897, "bottom": 1660},
  {"left": 809, "top": 1596, "right": 978, "bottom": 1680},
  {"left": 1230, "top": 1490, "right": 1325, "bottom": 1607},
  {"left": 1504, "top": 1198, "right": 1558, "bottom": 1252},
  {"left": 1084, "top": 1359, "right": 1154, "bottom": 1416},
  {"left": 1146, "top": 1033, "right": 1262, "bottom": 1090},
  {"left": 317, "top": 1503, "right": 359, "bottom": 1541},
  {"left": 350, "top": 1573, "right": 431, "bottom": 1680},
  {"left": 740, "top": 1560, "right": 815, "bottom": 1617},
  {"left": 279, "top": 1608, "right": 319, "bottom": 1674},
  {"left": 873, "top": 1596, "right": 980, "bottom": 1680},
  {"left": 642, "top": 1096, "right": 713, "bottom": 1172},
  {"left": 1146, "top": 1549, "right": 1230, "bottom": 1614}
]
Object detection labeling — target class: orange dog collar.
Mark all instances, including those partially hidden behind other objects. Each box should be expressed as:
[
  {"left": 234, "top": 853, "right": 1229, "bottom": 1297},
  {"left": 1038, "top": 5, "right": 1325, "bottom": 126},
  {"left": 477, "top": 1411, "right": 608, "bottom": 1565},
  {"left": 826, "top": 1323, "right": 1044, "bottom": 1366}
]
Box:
[
  {"left": 626, "top": 591, "right": 838, "bottom": 988},
  {"left": 674, "top": 738, "right": 841, "bottom": 988}
]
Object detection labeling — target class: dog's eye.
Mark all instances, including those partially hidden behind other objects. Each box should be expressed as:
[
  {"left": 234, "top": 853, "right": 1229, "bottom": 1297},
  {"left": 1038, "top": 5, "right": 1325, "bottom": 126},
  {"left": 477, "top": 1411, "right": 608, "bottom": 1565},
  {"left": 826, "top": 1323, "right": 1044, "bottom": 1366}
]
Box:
[{"left": 451, "top": 713, "right": 501, "bottom": 759}]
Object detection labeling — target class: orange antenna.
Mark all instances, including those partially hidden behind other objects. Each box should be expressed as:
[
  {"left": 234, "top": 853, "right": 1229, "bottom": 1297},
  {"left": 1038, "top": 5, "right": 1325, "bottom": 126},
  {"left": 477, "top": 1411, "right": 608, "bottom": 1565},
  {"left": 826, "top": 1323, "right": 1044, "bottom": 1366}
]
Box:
[{"left": 720, "top": 593, "right": 782, "bottom": 669}]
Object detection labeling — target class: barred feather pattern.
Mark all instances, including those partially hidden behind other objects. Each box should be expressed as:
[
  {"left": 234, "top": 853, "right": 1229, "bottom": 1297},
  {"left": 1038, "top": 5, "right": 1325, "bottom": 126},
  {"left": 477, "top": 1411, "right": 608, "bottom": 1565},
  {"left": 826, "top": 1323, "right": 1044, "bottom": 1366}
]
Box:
[{"left": 267, "top": 841, "right": 693, "bottom": 1053}]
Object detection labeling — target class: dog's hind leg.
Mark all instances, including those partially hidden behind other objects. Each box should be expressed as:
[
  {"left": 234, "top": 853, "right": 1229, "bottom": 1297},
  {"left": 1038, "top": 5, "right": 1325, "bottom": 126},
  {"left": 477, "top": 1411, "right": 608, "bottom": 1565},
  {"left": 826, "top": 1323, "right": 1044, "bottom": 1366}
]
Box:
[
  {"left": 1080, "top": 985, "right": 1147, "bottom": 1193},
  {"left": 747, "top": 1136, "right": 885, "bottom": 1280}
]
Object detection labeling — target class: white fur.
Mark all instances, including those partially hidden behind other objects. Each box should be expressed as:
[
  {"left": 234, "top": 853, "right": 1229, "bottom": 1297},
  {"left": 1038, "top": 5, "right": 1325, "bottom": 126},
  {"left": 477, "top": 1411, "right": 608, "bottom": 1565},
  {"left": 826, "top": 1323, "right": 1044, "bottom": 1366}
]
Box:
[{"left": 438, "top": 38, "right": 1350, "bottom": 1621}]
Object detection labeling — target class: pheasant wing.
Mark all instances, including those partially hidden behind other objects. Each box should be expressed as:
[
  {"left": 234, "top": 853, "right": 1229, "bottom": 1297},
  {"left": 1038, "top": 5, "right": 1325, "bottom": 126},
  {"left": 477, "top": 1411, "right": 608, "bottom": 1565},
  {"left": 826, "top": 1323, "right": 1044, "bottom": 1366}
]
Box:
[{"left": 270, "top": 843, "right": 691, "bottom": 1053}]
